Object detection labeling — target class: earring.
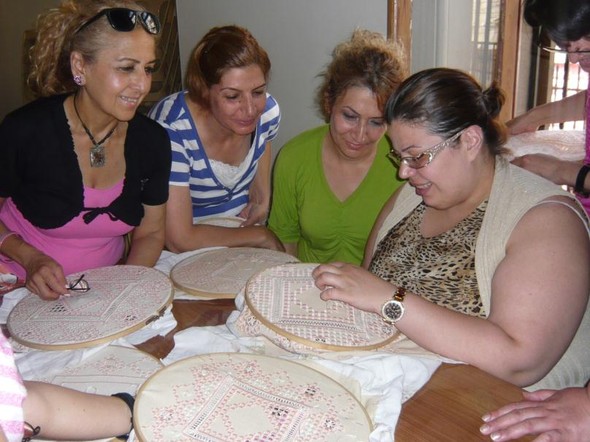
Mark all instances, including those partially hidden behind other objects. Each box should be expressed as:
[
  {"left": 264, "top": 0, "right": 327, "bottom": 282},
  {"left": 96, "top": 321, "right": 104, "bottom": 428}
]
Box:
[{"left": 73, "top": 75, "right": 84, "bottom": 86}]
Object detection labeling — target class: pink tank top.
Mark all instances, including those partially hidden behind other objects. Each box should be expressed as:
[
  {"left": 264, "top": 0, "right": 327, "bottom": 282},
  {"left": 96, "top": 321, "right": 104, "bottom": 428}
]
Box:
[
  {"left": 0, "top": 180, "right": 132, "bottom": 280},
  {"left": 581, "top": 89, "right": 590, "bottom": 214}
]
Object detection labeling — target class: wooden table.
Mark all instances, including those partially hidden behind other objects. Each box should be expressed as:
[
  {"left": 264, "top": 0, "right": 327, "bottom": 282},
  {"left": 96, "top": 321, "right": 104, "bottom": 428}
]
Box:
[{"left": 136, "top": 299, "right": 533, "bottom": 442}]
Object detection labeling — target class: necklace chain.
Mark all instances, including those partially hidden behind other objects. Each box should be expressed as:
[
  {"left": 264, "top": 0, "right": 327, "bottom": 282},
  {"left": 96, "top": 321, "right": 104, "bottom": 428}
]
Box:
[{"left": 73, "top": 96, "right": 117, "bottom": 168}]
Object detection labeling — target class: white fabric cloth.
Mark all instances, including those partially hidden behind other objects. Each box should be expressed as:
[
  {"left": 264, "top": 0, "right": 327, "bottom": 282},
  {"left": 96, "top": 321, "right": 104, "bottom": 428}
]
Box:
[{"left": 504, "top": 129, "right": 585, "bottom": 161}]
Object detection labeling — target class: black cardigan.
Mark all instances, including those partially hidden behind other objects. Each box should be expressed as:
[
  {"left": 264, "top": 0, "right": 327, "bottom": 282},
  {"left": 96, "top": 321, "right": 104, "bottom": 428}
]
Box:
[{"left": 0, "top": 95, "right": 171, "bottom": 229}]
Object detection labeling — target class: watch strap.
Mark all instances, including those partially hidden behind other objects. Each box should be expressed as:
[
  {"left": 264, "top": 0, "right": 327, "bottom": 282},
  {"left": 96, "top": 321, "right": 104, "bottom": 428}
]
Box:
[
  {"left": 574, "top": 164, "right": 590, "bottom": 197},
  {"left": 393, "top": 286, "right": 406, "bottom": 302}
]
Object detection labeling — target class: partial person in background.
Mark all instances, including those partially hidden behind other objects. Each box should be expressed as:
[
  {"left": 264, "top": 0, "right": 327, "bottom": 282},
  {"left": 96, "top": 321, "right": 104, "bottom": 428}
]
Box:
[
  {"left": 313, "top": 68, "right": 590, "bottom": 391},
  {"left": 0, "top": 330, "right": 133, "bottom": 442},
  {"left": 480, "top": 382, "right": 590, "bottom": 441},
  {"left": 0, "top": 0, "right": 171, "bottom": 300},
  {"left": 149, "top": 25, "right": 283, "bottom": 252},
  {"left": 509, "top": 0, "right": 590, "bottom": 214},
  {"left": 268, "top": 29, "right": 406, "bottom": 264}
]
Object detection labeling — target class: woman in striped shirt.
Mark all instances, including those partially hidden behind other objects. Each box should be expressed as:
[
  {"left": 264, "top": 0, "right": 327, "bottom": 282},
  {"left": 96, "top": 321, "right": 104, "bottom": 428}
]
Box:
[{"left": 150, "top": 25, "right": 284, "bottom": 252}]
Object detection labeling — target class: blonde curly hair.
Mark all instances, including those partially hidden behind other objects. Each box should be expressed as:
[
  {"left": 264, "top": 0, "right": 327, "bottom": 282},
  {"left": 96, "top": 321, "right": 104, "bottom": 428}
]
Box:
[
  {"left": 27, "top": 0, "right": 149, "bottom": 97},
  {"left": 316, "top": 29, "right": 407, "bottom": 122}
]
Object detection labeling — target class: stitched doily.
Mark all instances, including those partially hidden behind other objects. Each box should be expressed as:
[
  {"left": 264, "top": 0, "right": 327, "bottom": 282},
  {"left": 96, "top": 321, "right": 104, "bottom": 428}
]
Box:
[
  {"left": 242, "top": 263, "right": 399, "bottom": 351},
  {"left": 170, "top": 247, "right": 298, "bottom": 299},
  {"left": 504, "top": 129, "right": 585, "bottom": 161},
  {"left": 134, "top": 353, "right": 371, "bottom": 441},
  {"left": 7, "top": 266, "right": 173, "bottom": 350},
  {"left": 34, "top": 345, "right": 163, "bottom": 395}
]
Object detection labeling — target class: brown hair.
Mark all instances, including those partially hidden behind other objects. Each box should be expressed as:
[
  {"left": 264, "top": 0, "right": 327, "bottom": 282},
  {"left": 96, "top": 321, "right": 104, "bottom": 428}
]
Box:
[
  {"left": 385, "top": 68, "right": 507, "bottom": 156},
  {"left": 27, "top": 0, "right": 152, "bottom": 97},
  {"left": 316, "top": 29, "right": 407, "bottom": 122},
  {"left": 185, "top": 25, "right": 271, "bottom": 109}
]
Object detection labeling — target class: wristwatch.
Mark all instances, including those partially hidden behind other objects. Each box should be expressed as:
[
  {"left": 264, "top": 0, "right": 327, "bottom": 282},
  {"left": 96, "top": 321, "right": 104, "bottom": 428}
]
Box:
[{"left": 381, "top": 287, "right": 406, "bottom": 324}]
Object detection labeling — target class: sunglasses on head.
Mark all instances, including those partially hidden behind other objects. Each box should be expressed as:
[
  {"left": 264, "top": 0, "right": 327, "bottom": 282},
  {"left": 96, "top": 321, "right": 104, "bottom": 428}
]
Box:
[{"left": 77, "top": 8, "right": 160, "bottom": 35}]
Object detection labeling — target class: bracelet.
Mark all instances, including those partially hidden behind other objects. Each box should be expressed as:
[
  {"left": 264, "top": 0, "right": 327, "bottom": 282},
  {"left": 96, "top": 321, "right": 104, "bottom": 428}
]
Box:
[
  {"left": 574, "top": 164, "right": 590, "bottom": 197},
  {"left": 22, "top": 421, "right": 41, "bottom": 442},
  {"left": 111, "top": 392, "right": 135, "bottom": 440},
  {"left": 0, "top": 231, "right": 21, "bottom": 250}
]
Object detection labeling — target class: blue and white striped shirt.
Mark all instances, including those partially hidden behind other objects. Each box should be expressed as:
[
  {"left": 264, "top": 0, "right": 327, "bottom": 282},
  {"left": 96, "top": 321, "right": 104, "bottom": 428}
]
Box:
[{"left": 149, "top": 91, "right": 280, "bottom": 222}]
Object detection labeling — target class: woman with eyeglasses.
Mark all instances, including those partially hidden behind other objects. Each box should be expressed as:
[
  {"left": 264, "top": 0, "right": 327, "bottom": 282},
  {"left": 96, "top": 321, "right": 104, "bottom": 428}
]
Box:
[
  {"left": 313, "top": 68, "right": 590, "bottom": 392},
  {"left": 509, "top": 0, "right": 590, "bottom": 217},
  {"left": 149, "top": 25, "right": 284, "bottom": 252},
  {"left": 267, "top": 29, "right": 406, "bottom": 265},
  {"left": 0, "top": 0, "right": 171, "bottom": 300}
]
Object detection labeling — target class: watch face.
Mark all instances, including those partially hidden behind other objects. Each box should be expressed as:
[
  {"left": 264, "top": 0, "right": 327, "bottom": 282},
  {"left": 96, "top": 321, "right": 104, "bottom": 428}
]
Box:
[{"left": 382, "top": 300, "right": 404, "bottom": 323}]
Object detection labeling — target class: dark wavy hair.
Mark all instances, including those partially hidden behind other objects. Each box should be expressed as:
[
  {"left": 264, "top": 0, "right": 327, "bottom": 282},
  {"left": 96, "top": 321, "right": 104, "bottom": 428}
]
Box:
[
  {"left": 524, "top": 0, "right": 590, "bottom": 46},
  {"left": 385, "top": 68, "right": 507, "bottom": 156}
]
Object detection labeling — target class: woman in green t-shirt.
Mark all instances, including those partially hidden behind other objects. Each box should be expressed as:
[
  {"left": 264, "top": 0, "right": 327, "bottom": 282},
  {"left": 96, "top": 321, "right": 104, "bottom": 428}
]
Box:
[{"left": 268, "top": 29, "right": 406, "bottom": 264}]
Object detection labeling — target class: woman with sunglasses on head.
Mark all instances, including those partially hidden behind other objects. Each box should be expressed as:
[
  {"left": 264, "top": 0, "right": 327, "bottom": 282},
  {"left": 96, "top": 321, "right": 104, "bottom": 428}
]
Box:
[
  {"left": 313, "top": 68, "right": 590, "bottom": 392},
  {"left": 267, "top": 29, "right": 406, "bottom": 265},
  {"left": 0, "top": 0, "right": 171, "bottom": 300},
  {"left": 508, "top": 0, "right": 590, "bottom": 216},
  {"left": 149, "top": 25, "right": 283, "bottom": 252}
]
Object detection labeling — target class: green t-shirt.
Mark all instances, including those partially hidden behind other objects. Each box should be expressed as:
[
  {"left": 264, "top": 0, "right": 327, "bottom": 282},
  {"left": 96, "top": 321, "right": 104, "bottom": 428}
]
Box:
[{"left": 268, "top": 125, "right": 404, "bottom": 264}]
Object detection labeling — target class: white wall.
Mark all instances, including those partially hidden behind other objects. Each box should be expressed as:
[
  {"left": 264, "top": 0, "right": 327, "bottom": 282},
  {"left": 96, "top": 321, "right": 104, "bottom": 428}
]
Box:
[
  {"left": 411, "top": 0, "right": 477, "bottom": 72},
  {"left": 175, "top": 0, "right": 389, "bottom": 153}
]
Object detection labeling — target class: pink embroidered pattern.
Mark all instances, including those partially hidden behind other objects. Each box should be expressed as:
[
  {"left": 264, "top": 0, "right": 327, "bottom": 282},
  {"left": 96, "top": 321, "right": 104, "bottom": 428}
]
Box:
[
  {"left": 237, "top": 263, "right": 399, "bottom": 352},
  {"left": 7, "top": 266, "right": 172, "bottom": 350},
  {"left": 134, "top": 353, "right": 370, "bottom": 441},
  {"left": 35, "top": 346, "right": 163, "bottom": 396},
  {"left": 171, "top": 247, "right": 298, "bottom": 298}
]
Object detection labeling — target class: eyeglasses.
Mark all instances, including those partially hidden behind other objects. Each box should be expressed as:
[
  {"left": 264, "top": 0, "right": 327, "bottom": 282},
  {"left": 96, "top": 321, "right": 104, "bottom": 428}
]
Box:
[
  {"left": 77, "top": 8, "right": 161, "bottom": 35},
  {"left": 388, "top": 128, "right": 466, "bottom": 169},
  {"left": 67, "top": 274, "right": 90, "bottom": 293},
  {"left": 535, "top": 28, "right": 590, "bottom": 55}
]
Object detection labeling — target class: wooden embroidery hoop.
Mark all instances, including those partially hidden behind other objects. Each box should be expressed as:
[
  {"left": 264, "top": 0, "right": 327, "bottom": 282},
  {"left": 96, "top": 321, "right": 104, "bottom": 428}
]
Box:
[
  {"left": 198, "top": 216, "right": 245, "bottom": 228},
  {"left": 244, "top": 263, "right": 399, "bottom": 352},
  {"left": 170, "top": 247, "right": 298, "bottom": 299},
  {"left": 7, "top": 266, "right": 173, "bottom": 351},
  {"left": 134, "top": 352, "right": 372, "bottom": 442}
]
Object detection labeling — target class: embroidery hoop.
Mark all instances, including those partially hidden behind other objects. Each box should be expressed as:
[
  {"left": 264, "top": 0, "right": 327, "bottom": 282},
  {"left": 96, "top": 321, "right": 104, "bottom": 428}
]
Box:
[
  {"left": 7, "top": 266, "right": 173, "bottom": 350},
  {"left": 170, "top": 247, "right": 298, "bottom": 299},
  {"left": 198, "top": 216, "right": 245, "bottom": 228},
  {"left": 244, "top": 263, "right": 399, "bottom": 351},
  {"left": 134, "top": 352, "right": 371, "bottom": 442}
]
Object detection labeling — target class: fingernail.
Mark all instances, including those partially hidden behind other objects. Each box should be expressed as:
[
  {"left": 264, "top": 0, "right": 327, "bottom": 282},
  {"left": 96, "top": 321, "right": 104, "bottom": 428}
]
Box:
[
  {"left": 480, "top": 424, "right": 489, "bottom": 434},
  {"left": 481, "top": 413, "right": 490, "bottom": 422},
  {"left": 491, "top": 433, "right": 501, "bottom": 441}
]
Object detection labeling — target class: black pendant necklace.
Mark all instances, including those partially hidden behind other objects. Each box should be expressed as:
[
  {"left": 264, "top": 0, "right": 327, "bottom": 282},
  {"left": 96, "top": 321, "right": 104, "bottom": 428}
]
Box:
[{"left": 73, "top": 96, "right": 117, "bottom": 168}]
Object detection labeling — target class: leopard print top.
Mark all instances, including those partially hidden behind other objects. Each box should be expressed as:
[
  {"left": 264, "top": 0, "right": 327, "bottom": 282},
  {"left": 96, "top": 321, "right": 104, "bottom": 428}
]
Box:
[{"left": 369, "top": 201, "right": 488, "bottom": 317}]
